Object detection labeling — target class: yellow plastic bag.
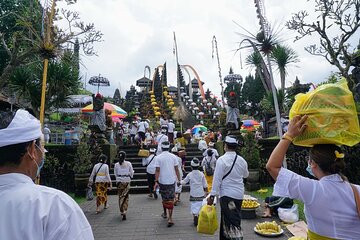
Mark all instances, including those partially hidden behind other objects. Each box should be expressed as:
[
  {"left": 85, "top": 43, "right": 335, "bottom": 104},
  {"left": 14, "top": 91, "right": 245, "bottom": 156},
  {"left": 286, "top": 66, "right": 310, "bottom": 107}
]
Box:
[
  {"left": 197, "top": 205, "right": 218, "bottom": 235},
  {"left": 289, "top": 79, "right": 360, "bottom": 147}
]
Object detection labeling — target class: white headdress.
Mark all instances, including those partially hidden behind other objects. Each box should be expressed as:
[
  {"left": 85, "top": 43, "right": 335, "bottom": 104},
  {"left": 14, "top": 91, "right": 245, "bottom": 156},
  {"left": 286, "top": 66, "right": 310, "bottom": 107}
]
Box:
[{"left": 0, "top": 110, "right": 42, "bottom": 147}]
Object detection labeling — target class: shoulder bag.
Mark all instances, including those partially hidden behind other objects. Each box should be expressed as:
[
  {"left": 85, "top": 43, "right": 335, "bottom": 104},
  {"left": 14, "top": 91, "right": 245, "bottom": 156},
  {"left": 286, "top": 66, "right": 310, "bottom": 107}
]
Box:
[
  {"left": 146, "top": 155, "right": 156, "bottom": 167},
  {"left": 222, "top": 155, "right": 238, "bottom": 180}
]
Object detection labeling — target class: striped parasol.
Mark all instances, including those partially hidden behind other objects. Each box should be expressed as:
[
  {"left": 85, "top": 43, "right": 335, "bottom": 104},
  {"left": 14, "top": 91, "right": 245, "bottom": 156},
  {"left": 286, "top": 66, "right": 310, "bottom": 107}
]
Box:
[
  {"left": 191, "top": 124, "right": 208, "bottom": 134},
  {"left": 81, "top": 102, "right": 127, "bottom": 118}
]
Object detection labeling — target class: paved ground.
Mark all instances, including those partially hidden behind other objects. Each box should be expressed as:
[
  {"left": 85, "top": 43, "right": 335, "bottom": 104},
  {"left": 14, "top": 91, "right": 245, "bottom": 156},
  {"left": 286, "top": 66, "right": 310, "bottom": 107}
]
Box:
[{"left": 80, "top": 193, "right": 294, "bottom": 240}]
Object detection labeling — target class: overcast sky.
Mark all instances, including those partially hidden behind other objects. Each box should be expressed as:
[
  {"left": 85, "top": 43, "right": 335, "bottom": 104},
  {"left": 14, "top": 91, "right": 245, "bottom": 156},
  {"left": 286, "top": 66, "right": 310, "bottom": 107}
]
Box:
[{"left": 57, "top": 0, "right": 359, "bottom": 99}]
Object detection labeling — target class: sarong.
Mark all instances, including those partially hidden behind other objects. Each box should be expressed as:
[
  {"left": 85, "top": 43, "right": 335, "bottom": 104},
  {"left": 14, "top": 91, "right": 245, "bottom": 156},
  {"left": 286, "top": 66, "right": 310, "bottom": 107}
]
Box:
[
  {"left": 91, "top": 108, "right": 106, "bottom": 131},
  {"left": 205, "top": 173, "right": 213, "bottom": 192},
  {"left": 159, "top": 183, "right": 175, "bottom": 210},
  {"left": 220, "top": 196, "right": 243, "bottom": 240},
  {"left": 190, "top": 196, "right": 205, "bottom": 215},
  {"left": 117, "top": 182, "right": 130, "bottom": 214},
  {"left": 146, "top": 173, "right": 155, "bottom": 194},
  {"left": 95, "top": 182, "right": 109, "bottom": 206},
  {"left": 168, "top": 132, "right": 174, "bottom": 143}
]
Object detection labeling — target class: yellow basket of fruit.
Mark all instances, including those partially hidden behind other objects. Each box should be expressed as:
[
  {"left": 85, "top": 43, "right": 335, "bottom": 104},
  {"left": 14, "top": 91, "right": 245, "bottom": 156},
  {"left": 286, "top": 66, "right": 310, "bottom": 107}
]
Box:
[
  {"left": 242, "top": 199, "right": 260, "bottom": 209},
  {"left": 254, "top": 221, "right": 284, "bottom": 237}
]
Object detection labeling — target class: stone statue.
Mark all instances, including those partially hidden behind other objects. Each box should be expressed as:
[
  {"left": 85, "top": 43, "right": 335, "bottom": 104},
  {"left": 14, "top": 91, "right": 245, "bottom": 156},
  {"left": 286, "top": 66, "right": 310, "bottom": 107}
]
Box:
[
  {"left": 226, "top": 91, "right": 240, "bottom": 130},
  {"left": 91, "top": 93, "right": 106, "bottom": 131}
]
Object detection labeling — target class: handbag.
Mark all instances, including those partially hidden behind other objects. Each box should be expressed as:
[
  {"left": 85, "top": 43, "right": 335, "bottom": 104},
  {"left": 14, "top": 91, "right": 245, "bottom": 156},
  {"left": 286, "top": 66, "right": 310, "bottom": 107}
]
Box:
[
  {"left": 197, "top": 205, "right": 218, "bottom": 235},
  {"left": 138, "top": 149, "right": 150, "bottom": 157},
  {"left": 86, "top": 186, "right": 94, "bottom": 201}
]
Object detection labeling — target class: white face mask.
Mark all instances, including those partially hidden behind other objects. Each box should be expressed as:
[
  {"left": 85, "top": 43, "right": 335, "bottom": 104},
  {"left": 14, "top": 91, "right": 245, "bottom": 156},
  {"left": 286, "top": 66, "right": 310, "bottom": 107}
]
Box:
[{"left": 29, "top": 143, "right": 46, "bottom": 178}]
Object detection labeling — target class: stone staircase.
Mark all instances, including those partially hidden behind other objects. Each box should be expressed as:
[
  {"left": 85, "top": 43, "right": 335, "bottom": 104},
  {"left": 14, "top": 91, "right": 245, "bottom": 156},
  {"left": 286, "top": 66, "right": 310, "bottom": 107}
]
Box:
[{"left": 108, "top": 143, "right": 204, "bottom": 194}]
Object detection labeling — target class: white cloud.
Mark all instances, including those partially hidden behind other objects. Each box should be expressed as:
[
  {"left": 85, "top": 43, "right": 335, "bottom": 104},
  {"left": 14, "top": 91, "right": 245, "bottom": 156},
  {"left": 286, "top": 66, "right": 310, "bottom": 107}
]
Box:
[{"left": 57, "top": 0, "right": 359, "bottom": 98}]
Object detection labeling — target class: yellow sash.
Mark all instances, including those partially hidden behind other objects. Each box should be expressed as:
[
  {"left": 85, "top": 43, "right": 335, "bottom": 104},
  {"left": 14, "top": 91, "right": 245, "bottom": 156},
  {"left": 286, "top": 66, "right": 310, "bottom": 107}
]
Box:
[
  {"left": 96, "top": 173, "right": 106, "bottom": 176},
  {"left": 308, "top": 230, "right": 337, "bottom": 240}
]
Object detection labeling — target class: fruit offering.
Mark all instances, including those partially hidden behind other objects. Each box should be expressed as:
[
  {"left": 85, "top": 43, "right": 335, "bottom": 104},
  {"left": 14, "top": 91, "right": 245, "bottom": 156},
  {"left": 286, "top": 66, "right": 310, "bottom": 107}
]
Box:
[
  {"left": 255, "top": 221, "right": 282, "bottom": 234},
  {"left": 242, "top": 199, "right": 260, "bottom": 209}
]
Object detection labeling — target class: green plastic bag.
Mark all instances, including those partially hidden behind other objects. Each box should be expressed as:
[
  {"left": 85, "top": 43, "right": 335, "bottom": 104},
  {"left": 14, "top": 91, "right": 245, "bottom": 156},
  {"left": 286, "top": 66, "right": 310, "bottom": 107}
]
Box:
[
  {"left": 197, "top": 205, "right": 218, "bottom": 235},
  {"left": 289, "top": 79, "right": 360, "bottom": 147}
]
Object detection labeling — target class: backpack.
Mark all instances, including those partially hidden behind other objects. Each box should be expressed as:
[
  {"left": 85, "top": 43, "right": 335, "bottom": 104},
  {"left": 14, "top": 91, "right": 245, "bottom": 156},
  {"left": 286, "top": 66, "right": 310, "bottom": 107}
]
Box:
[{"left": 204, "top": 158, "right": 214, "bottom": 176}]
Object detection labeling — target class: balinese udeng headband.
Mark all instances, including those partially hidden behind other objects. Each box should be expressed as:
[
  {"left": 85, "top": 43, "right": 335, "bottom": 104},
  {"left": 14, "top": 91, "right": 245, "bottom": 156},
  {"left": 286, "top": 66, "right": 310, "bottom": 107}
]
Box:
[{"left": 0, "top": 109, "right": 42, "bottom": 147}]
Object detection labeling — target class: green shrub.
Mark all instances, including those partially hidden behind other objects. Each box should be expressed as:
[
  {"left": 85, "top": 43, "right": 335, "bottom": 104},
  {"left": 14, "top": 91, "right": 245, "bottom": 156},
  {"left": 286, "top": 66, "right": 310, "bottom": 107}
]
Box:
[
  {"left": 241, "top": 132, "right": 261, "bottom": 169},
  {"left": 73, "top": 141, "right": 93, "bottom": 174}
]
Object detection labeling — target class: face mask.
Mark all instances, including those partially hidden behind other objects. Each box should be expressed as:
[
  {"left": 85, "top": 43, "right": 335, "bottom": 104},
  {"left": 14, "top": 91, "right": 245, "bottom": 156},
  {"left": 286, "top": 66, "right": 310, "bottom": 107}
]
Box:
[
  {"left": 306, "top": 163, "right": 315, "bottom": 177},
  {"left": 33, "top": 157, "right": 45, "bottom": 177},
  {"left": 32, "top": 144, "right": 46, "bottom": 177}
]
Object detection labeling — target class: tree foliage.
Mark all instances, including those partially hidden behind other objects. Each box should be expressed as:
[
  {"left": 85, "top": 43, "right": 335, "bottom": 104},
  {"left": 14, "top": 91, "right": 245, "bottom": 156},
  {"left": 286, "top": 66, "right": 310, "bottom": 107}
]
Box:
[
  {"left": 270, "top": 44, "right": 300, "bottom": 90},
  {"left": 241, "top": 74, "right": 267, "bottom": 116},
  {"left": 0, "top": 0, "right": 103, "bottom": 88},
  {"left": 9, "top": 52, "right": 82, "bottom": 115},
  {"left": 286, "top": 0, "right": 360, "bottom": 88}
]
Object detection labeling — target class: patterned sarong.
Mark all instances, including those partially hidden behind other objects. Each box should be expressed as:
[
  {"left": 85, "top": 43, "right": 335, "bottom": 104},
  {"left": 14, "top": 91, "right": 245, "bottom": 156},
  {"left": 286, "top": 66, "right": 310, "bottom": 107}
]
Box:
[
  {"left": 95, "top": 182, "right": 109, "bottom": 206},
  {"left": 220, "top": 196, "right": 243, "bottom": 240},
  {"left": 117, "top": 182, "right": 130, "bottom": 214},
  {"left": 205, "top": 173, "right": 213, "bottom": 192},
  {"left": 159, "top": 183, "right": 175, "bottom": 209}
]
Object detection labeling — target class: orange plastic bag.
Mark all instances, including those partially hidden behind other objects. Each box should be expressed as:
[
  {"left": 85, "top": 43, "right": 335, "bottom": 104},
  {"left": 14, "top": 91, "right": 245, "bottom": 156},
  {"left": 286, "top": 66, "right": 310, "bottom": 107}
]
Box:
[
  {"left": 289, "top": 79, "right": 360, "bottom": 147},
  {"left": 197, "top": 205, "right": 218, "bottom": 235}
]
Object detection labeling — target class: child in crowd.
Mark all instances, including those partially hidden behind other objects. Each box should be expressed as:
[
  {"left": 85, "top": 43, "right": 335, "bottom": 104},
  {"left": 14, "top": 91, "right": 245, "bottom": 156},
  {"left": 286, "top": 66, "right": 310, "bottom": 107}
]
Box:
[{"left": 181, "top": 158, "right": 208, "bottom": 226}]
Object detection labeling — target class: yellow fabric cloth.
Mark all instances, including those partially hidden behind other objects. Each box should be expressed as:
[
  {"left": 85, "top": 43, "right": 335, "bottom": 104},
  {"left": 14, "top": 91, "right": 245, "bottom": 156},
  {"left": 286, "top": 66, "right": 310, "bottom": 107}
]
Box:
[
  {"left": 95, "top": 182, "right": 109, "bottom": 206},
  {"left": 307, "top": 229, "right": 337, "bottom": 240},
  {"left": 205, "top": 173, "right": 213, "bottom": 192}
]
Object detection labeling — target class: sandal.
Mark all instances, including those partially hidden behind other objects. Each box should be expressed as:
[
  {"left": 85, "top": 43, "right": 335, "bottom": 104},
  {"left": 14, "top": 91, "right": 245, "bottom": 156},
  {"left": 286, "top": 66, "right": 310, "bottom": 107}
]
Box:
[
  {"left": 161, "top": 213, "right": 167, "bottom": 219},
  {"left": 167, "top": 222, "right": 174, "bottom": 227}
]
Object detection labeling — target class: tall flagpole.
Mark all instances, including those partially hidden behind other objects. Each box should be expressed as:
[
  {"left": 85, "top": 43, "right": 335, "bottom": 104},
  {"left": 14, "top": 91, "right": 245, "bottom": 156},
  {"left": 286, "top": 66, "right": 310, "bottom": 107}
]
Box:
[
  {"left": 39, "top": 0, "right": 56, "bottom": 126},
  {"left": 212, "top": 36, "right": 225, "bottom": 106},
  {"left": 173, "top": 32, "right": 181, "bottom": 103}
]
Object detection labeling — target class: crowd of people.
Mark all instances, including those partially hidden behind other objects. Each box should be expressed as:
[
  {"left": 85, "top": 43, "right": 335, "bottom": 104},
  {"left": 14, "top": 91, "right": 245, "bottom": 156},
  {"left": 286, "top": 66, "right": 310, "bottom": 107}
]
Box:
[{"left": 1, "top": 109, "right": 360, "bottom": 240}]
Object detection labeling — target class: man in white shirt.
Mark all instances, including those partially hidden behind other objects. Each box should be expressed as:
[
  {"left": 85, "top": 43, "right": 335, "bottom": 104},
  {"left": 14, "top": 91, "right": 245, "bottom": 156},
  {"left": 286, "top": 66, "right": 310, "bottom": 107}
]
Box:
[
  {"left": 137, "top": 119, "right": 149, "bottom": 145},
  {"left": 0, "top": 109, "right": 94, "bottom": 240},
  {"left": 155, "top": 129, "right": 169, "bottom": 155},
  {"left": 142, "top": 148, "right": 157, "bottom": 198},
  {"left": 130, "top": 121, "right": 138, "bottom": 144},
  {"left": 154, "top": 141, "right": 181, "bottom": 227},
  {"left": 208, "top": 136, "right": 249, "bottom": 240},
  {"left": 43, "top": 124, "right": 51, "bottom": 143},
  {"left": 167, "top": 119, "right": 175, "bottom": 144}
]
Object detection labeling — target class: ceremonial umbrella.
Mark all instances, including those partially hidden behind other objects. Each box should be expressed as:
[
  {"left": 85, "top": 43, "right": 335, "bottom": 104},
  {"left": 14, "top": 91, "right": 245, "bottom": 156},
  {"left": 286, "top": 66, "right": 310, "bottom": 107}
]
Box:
[
  {"left": 81, "top": 102, "right": 127, "bottom": 118},
  {"left": 191, "top": 124, "right": 207, "bottom": 134}
]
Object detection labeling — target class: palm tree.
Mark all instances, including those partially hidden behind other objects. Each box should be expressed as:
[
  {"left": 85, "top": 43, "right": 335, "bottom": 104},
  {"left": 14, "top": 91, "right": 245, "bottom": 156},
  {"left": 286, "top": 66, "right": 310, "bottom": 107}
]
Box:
[
  {"left": 270, "top": 44, "right": 299, "bottom": 90},
  {"left": 245, "top": 51, "right": 271, "bottom": 94}
]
